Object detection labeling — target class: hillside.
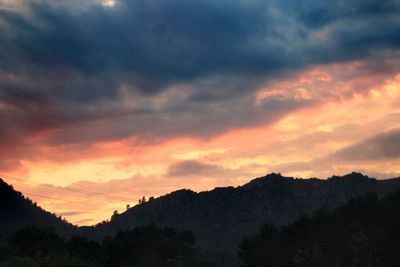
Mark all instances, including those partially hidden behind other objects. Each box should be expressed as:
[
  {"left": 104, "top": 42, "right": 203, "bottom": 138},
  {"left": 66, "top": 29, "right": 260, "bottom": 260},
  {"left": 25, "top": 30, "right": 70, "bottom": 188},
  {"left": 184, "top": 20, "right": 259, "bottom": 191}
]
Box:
[
  {"left": 2, "top": 173, "right": 400, "bottom": 261},
  {"left": 82, "top": 172, "right": 400, "bottom": 257},
  {"left": 0, "top": 178, "right": 75, "bottom": 238},
  {"left": 239, "top": 189, "right": 400, "bottom": 266},
  {"left": 2, "top": 173, "right": 400, "bottom": 266}
]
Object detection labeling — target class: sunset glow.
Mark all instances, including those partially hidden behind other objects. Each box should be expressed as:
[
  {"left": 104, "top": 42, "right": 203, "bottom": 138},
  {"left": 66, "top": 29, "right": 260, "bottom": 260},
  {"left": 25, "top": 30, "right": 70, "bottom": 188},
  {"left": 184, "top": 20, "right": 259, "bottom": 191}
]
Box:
[{"left": 1, "top": 0, "right": 400, "bottom": 225}]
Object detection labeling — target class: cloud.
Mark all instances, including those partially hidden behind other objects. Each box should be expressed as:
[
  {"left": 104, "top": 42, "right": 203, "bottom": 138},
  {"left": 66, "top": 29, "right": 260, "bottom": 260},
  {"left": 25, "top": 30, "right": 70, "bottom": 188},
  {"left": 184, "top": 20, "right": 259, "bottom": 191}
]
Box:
[
  {"left": 270, "top": 128, "right": 400, "bottom": 178},
  {"left": 167, "top": 160, "right": 227, "bottom": 177},
  {"left": 1, "top": 0, "right": 400, "bottom": 173},
  {"left": 332, "top": 128, "right": 400, "bottom": 161},
  {"left": 74, "top": 218, "right": 97, "bottom": 225},
  {"left": 2, "top": 0, "right": 400, "bottom": 95},
  {"left": 58, "top": 211, "right": 84, "bottom": 216}
]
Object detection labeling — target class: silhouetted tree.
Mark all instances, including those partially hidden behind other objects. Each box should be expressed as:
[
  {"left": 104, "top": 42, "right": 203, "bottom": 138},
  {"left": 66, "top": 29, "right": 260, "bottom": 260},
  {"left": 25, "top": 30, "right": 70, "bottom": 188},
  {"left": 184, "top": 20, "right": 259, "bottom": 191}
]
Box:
[
  {"left": 239, "top": 191, "right": 400, "bottom": 267},
  {"left": 111, "top": 210, "right": 119, "bottom": 220},
  {"left": 103, "top": 224, "right": 198, "bottom": 267},
  {"left": 138, "top": 196, "right": 147, "bottom": 204},
  {"left": 9, "top": 227, "right": 64, "bottom": 258},
  {"left": 66, "top": 236, "right": 102, "bottom": 261},
  {"left": 0, "top": 239, "right": 16, "bottom": 263}
]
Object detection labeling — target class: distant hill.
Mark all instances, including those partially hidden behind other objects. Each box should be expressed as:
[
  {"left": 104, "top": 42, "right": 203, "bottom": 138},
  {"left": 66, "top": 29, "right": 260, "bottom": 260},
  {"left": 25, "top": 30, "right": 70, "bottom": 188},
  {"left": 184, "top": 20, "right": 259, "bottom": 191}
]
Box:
[
  {"left": 82, "top": 172, "right": 400, "bottom": 258},
  {"left": 238, "top": 188, "right": 400, "bottom": 266},
  {"left": 2, "top": 173, "right": 400, "bottom": 262},
  {"left": 0, "top": 178, "right": 75, "bottom": 238}
]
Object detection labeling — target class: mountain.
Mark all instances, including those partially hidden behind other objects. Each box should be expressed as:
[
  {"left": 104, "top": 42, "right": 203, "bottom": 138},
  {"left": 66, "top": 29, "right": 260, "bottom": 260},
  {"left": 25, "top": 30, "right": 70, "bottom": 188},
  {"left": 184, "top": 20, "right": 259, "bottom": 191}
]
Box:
[
  {"left": 82, "top": 173, "right": 400, "bottom": 258},
  {"left": 238, "top": 189, "right": 400, "bottom": 266},
  {"left": 2, "top": 173, "right": 400, "bottom": 262},
  {"left": 0, "top": 178, "right": 75, "bottom": 238}
]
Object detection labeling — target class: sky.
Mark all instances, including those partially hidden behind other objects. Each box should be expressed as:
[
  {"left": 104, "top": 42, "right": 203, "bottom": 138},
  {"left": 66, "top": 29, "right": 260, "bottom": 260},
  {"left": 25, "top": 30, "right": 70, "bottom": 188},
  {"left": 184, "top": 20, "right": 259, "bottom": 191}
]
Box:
[{"left": 1, "top": 0, "right": 400, "bottom": 225}]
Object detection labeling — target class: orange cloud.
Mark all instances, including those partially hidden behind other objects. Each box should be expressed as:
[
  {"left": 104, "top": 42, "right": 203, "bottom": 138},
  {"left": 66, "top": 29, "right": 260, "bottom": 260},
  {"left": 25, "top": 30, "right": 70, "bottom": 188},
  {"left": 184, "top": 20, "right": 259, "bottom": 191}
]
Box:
[{"left": 2, "top": 58, "right": 400, "bottom": 225}]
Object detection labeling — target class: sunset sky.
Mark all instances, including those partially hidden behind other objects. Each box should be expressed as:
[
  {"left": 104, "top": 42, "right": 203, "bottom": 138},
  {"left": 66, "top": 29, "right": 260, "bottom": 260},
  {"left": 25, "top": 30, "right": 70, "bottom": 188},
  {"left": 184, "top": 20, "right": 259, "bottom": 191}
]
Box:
[{"left": 1, "top": 0, "right": 400, "bottom": 225}]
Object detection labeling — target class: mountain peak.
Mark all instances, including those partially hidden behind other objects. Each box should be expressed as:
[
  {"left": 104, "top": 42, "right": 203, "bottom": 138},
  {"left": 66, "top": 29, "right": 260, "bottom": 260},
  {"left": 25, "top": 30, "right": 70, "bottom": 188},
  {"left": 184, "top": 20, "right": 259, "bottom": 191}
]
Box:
[
  {"left": 243, "top": 172, "right": 292, "bottom": 188},
  {"left": 265, "top": 172, "right": 285, "bottom": 179},
  {"left": 88, "top": 172, "right": 400, "bottom": 256},
  {"left": 329, "top": 172, "right": 372, "bottom": 182}
]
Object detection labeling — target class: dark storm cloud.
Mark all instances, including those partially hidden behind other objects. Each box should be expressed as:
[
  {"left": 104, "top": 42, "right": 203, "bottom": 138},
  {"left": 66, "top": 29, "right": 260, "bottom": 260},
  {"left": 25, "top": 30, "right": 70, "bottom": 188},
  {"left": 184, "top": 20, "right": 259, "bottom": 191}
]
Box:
[
  {"left": 1, "top": 0, "right": 400, "bottom": 96},
  {"left": 0, "top": 0, "right": 400, "bottom": 154},
  {"left": 280, "top": 0, "right": 400, "bottom": 28},
  {"left": 0, "top": 1, "right": 288, "bottom": 103}
]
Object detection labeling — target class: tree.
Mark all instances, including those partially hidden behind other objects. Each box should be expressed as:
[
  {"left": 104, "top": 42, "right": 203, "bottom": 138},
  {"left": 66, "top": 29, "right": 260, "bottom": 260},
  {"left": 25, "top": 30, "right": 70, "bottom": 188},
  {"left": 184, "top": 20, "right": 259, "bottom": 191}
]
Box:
[
  {"left": 111, "top": 210, "right": 119, "bottom": 220},
  {"left": 9, "top": 227, "right": 65, "bottom": 258},
  {"left": 66, "top": 236, "right": 102, "bottom": 261},
  {"left": 138, "top": 196, "right": 147, "bottom": 205},
  {"left": 103, "top": 224, "right": 199, "bottom": 267},
  {"left": 238, "top": 191, "right": 400, "bottom": 267}
]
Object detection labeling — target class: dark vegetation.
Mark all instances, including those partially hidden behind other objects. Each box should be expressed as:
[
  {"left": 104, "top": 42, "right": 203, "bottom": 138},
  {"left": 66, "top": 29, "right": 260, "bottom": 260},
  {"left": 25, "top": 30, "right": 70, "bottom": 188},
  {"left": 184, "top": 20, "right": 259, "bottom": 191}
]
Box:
[
  {"left": 0, "top": 179, "right": 74, "bottom": 238},
  {"left": 1, "top": 173, "right": 400, "bottom": 266},
  {"left": 0, "top": 224, "right": 199, "bottom": 267},
  {"left": 85, "top": 172, "right": 400, "bottom": 257},
  {"left": 239, "top": 189, "right": 400, "bottom": 267}
]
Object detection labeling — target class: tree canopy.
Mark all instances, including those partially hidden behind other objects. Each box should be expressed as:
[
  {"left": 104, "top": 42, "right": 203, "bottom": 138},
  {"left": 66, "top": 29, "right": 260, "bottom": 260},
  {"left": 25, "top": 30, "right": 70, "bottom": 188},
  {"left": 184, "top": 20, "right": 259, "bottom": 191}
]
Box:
[{"left": 239, "top": 190, "right": 400, "bottom": 267}]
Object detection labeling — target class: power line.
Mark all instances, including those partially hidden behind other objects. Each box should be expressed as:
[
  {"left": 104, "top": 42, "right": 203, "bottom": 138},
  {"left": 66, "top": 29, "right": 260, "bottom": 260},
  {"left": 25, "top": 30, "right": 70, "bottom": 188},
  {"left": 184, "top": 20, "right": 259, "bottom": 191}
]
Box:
[
  {"left": 24, "top": 192, "right": 102, "bottom": 209},
  {"left": 2, "top": 175, "right": 136, "bottom": 203},
  {"left": 40, "top": 184, "right": 135, "bottom": 202},
  {"left": 24, "top": 192, "right": 127, "bottom": 214}
]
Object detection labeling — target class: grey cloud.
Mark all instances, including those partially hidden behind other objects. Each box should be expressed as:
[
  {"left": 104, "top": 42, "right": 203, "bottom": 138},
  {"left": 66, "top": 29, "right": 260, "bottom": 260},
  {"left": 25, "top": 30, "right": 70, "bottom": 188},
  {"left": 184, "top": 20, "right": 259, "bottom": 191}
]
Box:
[
  {"left": 167, "top": 160, "right": 229, "bottom": 178},
  {"left": 332, "top": 128, "right": 400, "bottom": 161},
  {"left": 1, "top": 0, "right": 400, "bottom": 167},
  {"left": 270, "top": 128, "right": 400, "bottom": 177},
  {"left": 1, "top": 0, "right": 399, "bottom": 107},
  {"left": 74, "top": 218, "right": 96, "bottom": 225},
  {"left": 49, "top": 93, "right": 312, "bottom": 145},
  {"left": 1, "top": 0, "right": 400, "bottom": 98},
  {"left": 58, "top": 211, "right": 84, "bottom": 216}
]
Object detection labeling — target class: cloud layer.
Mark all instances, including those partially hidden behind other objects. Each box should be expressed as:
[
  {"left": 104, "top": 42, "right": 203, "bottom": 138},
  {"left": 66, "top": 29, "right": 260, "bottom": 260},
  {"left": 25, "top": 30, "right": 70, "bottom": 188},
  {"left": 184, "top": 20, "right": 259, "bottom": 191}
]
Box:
[
  {"left": 1, "top": 0, "right": 400, "bottom": 224},
  {"left": 1, "top": 0, "right": 400, "bottom": 149}
]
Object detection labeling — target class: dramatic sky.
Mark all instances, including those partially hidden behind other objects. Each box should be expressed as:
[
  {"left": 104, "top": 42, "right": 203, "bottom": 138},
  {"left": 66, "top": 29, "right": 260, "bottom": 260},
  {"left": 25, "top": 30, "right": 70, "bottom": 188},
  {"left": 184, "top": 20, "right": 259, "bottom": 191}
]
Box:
[{"left": 1, "top": 0, "right": 400, "bottom": 225}]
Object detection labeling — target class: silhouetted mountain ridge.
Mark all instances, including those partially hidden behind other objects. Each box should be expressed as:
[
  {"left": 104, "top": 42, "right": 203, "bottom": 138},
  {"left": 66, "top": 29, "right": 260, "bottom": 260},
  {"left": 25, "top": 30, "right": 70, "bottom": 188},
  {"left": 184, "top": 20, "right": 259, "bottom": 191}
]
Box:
[
  {"left": 2, "top": 173, "right": 400, "bottom": 260},
  {"left": 83, "top": 172, "right": 400, "bottom": 256},
  {"left": 0, "top": 178, "right": 75, "bottom": 238}
]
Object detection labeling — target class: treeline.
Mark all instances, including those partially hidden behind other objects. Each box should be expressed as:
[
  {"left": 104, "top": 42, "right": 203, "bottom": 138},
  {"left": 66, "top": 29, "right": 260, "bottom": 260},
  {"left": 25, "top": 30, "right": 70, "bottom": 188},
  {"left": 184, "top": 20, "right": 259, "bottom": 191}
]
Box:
[
  {"left": 238, "top": 189, "right": 400, "bottom": 267},
  {"left": 0, "top": 179, "right": 74, "bottom": 237},
  {"left": 2, "top": 183, "right": 400, "bottom": 267},
  {"left": 0, "top": 224, "right": 199, "bottom": 267}
]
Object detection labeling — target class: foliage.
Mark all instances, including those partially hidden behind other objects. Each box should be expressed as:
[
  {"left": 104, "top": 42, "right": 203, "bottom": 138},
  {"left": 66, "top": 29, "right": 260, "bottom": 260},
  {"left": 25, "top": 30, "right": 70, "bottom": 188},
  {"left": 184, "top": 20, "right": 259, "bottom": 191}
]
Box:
[
  {"left": 0, "top": 256, "right": 100, "bottom": 267},
  {"left": 103, "top": 224, "right": 198, "bottom": 267},
  {"left": 0, "top": 224, "right": 198, "bottom": 267},
  {"left": 9, "top": 227, "right": 65, "bottom": 258},
  {"left": 238, "top": 190, "right": 400, "bottom": 267},
  {"left": 66, "top": 236, "right": 102, "bottom": 260}
]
